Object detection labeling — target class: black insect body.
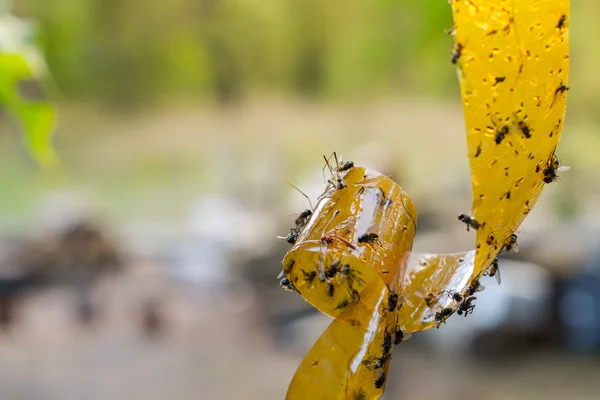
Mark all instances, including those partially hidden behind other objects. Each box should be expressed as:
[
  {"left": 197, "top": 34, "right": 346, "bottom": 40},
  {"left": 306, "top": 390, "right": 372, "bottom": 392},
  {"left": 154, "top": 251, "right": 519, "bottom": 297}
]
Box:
[
  {"left": 278, "top": 227, "right": 300, "bottom": 244},
  {"left": 286, "top": 229, "right": 300, "bottom": 243},
  {"left": 329, "top": 178, "right": 346, "bottom": 190},
  {"left": 322, "top": 152, "right": 350, "bottom": 191},
  {"left": 542, "top": 155, "right": 563, "bottom": 183},
  {"left": 458, "top": 213, "right": 480, "bottom": 231},
  {"left": 374, "top": 373, "right": 386, "bottom": 389},
  {"left": 518, "top": 120, "right": 532, "bottom": 138},
  {"left": 435, "top": 307, "right": 453, "bottom": 326},
  {"left": 445, "top": 290, "right": 463, "bottom": 303},
  {"left": 451, "top": 42, "right": 463, "bottom": 64},
  {"left": 551, "top": 84, "right": 569, "bottom": 107},
  {"left": 360, "top": 353, "right": 391, "bottom": 370},
  {"left": 295, "top": 209, "right": 313, "bottom": 228},
  {"left": 358, "top": 233, "right": 381, "bottom": 245},
  {"left": 504, "top": 234, "right": 519, "bottom": 253},
  {"left": 485, "top": 258, "right": 502, "bottom": 285},
  {"left": 556, "top": 84, "right": 569, "bottom": 96},
  {"left": 326, "top": 281, "right": 335, "bottom": 297},
  {"left": 302, "top": 270, "right": 317, "bottom": 283},
  {"left": 394, "top": 327, "right": 405, "bottom": 345},
  {"left": 495, "top": 125, "right": 510, "bottom": 144},
  {"left": 339, "top": 263, "right": 351, "bottom": 278},
  {"left": 381, "top": 330, "right": 393, "bottom": 354},
  {"left": 425, "top": 293, "right": 437, "bottom": 307},
  {"left": 280, "top": 277, "right": 296, "bottom": 292},
  {"left": 466, "top": 279, "right": 485, "bottom": 296},
  {"left": 388, "top": 292, "right": 399, "bottom": 312},
  {"left": 557, "top": 14, "right": 567, "bottom": 29},
  {"left": 325, "top": 260, "right": 342, "bottom": 279},
  {"left": 335, "top": 299, "right": 349, "bottom": 310},
  {"left": 355, "top": 389, "right": 367, "bottom": 400},
  {"left": 457, "top": 296, "right": 477, "bottom": 317},
  {"left": 338, "top": 161, "right": 355, "bottom": 172}
]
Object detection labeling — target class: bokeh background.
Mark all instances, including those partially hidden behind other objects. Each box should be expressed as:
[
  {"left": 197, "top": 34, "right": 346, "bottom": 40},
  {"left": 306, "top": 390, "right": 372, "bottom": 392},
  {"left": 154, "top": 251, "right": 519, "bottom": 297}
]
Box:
[{"left": 2, "top": 1, "right": 600, "bottom": 399}]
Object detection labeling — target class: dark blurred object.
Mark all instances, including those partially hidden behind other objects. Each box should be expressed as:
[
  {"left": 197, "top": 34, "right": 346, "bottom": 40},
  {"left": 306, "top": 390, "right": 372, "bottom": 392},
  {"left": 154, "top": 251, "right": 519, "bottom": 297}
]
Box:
[
  {"left": 559, "top": 242, "right": 600, "bottom": 354},
  {"left": 0, "top": 275, "right": 36, "bottom": 330},
  {"left": 0, "top": 218, "right": 123, "bottom": 329},
  {"left": 472, "top": 328, "right": 556, "bottom": 360},
  {"left": 239, "top": 241, "right": 317, "bottom": 347},
  {"left": 141, "top": 298, "right": 165, "bottom": 338},
  {"left": 17, "top": 219, "right": 121, "bottom": 281}
]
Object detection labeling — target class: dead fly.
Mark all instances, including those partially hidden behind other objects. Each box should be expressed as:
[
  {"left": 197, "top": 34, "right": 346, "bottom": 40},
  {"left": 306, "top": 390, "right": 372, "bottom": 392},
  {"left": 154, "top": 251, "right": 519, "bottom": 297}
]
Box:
[
  {"left": 322, "top": 152, "right": 350, "bottom": 191},
  {"left": 458, "top": 213, "right": 480, "bottom": 231},
  {"left": 394, "top": 326, "right": 411, "bottom": 345},
  {"left": 324, "top": 260, "right": 365, "bottom": 290},
  {"left": 301, "top": 269, "right": 317, "bottom": 284},
  {"left": 324, "top": 259, "right": 343, "bottom": 279},
  {"left": 354, "top": 389, "right": 367, "bottom": 400},
  {"left": 504, "top": 234, "right": 520, "bottom": 253},
  {"left": 335, "top": 299, "right": 349, "bottom": 310},
  {"left": 278, "top": 228, "right": 300, "bottom": 244},
  {"left": 485, "top": 258, "right": 502, "bottom": 285},
  {"left": 542, "top": 154, "right": 570, "bottom": 183},
  {"left": 451, "top": 42, "right": 463, "bottom": 64},
  {"left": 357, "top": 233, "right": 385, "bottom": 251},
  {"left": 425, "top": 292, "right": 439, "bottom": 308},
  {"left": 518, "top": 120, "right": 532, "bottom": 139},
  {"left": 457, "top": 296, "right": 477, "bottom": 317},
  {"left": 374, "top": 372, "right": 387, "bottom": 389},
  {"left": 326, "top": 281, "right": 335, "bottom": 297},
  {"left": 381, "top": 330, "right": 393, "bottom": 354},
  {"left": 550, "top": 83, "right": 569, "bottom": 108},
  {"left": 444, "top": 290, "right": 463, "bottom": 303},
  {"left": 338, "top": 160, "right": 354, "bottom": 172},
  {"left": 295, "top": 209, "right": 313, "bottom": 228},
  {"left": 494, "top": 125, "right": 510, "bottom": 144},
  {"left": 466, "top": 278, "right": 485, "bottom": 296},
  {"left": 362, "top": 353, "right": 391, "bottom": 370},
  {"left": 387, "top": 292, "right": 400, "bottom": 312},
  {"left": 280, "top": 277, "right": 296, "bottom": 292},
  {"left": 435, "top": 307, "right": 453, "bottom": 326}
]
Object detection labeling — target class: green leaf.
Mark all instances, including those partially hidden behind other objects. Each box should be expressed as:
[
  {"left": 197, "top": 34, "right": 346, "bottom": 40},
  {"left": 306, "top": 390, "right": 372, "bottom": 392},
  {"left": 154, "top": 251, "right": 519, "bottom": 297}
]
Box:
[{"left": 0, "top": 8, "right": 59, "bottom": 169}]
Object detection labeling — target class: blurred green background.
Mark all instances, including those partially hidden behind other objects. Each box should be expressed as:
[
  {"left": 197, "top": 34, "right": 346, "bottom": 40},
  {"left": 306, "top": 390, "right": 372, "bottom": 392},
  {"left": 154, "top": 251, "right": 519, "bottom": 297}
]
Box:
[
  {"left": 1, "top": 1, "right": 600, "bottom": 400},
  {"left": 13, "top": 0, "right": 597, "bottom": 109},
  {"left": 1, "top": 0, "right": 597, "bottom": 228}
]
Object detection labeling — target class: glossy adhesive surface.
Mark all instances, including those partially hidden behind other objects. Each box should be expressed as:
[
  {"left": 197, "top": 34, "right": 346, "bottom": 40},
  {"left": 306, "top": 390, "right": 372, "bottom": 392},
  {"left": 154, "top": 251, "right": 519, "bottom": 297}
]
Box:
[{"left": 451, "top": 0, "right": 569, "bottom": 277}]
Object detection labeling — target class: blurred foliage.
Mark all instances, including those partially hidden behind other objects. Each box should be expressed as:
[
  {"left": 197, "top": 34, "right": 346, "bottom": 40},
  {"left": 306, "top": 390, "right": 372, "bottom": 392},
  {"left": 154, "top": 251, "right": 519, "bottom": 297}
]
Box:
[
  {"left": 0, "top": 0, "right": 59, "bottom": 168},
  {"left": 14, "top": 0, "right": 459, "bottom": 110},
  {"left": 7, "top": 0, "right": 597, "bottom": 114}
]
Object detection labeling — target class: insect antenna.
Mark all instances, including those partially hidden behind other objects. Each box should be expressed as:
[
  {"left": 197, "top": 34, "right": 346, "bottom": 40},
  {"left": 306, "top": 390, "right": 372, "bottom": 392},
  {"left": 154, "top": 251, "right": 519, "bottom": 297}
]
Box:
[
  {"left": 281, "top": 175, "right": 314, "bottom": 210},
  {"left": 322, "top": 153, "right": 336, "bottom": 183}
]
